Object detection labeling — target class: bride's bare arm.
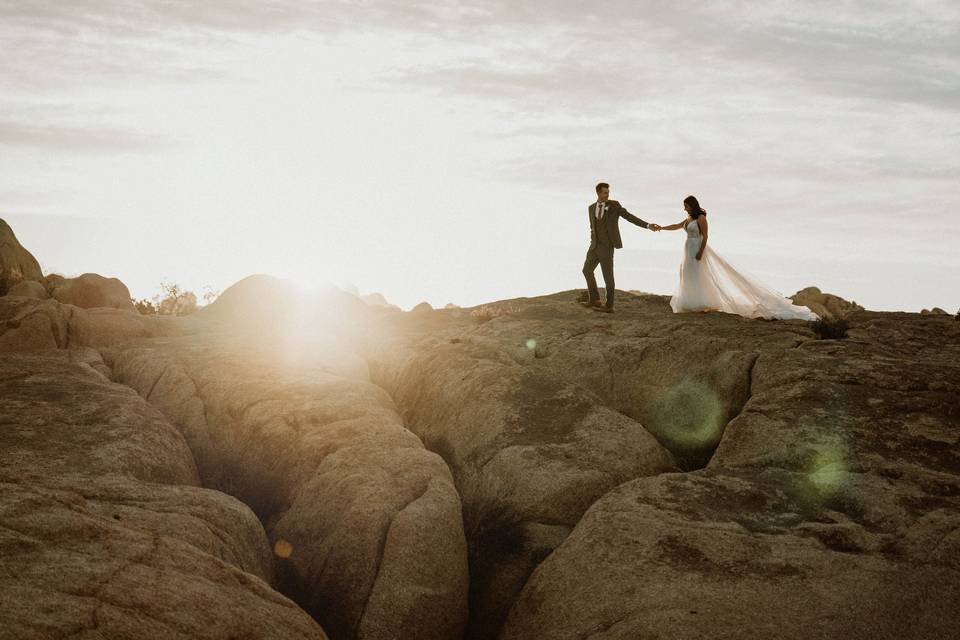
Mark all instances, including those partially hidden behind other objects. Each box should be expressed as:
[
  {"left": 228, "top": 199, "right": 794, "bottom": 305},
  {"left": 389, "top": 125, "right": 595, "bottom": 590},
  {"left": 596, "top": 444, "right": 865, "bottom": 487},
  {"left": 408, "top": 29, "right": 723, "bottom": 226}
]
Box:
[
  {"left": 696, "top": 216, "right": 708, "bottom": 260},
  {"left": 659, "top": 217, "right": 690, "bottom": 231}
]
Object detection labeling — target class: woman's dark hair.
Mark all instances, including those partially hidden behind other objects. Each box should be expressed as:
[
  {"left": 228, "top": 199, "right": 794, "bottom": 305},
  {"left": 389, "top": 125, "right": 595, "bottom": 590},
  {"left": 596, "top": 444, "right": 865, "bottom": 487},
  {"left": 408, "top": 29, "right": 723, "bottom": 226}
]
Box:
[{"left": 684, "top": 195, "right": 707, "bottom": 219}]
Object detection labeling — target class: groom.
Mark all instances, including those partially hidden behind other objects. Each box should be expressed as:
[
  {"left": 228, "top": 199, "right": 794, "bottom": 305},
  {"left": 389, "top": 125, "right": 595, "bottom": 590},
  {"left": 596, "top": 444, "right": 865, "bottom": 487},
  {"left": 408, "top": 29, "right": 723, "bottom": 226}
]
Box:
[{"left": 581, "top": 182, "right": 660, "bottom": 313}]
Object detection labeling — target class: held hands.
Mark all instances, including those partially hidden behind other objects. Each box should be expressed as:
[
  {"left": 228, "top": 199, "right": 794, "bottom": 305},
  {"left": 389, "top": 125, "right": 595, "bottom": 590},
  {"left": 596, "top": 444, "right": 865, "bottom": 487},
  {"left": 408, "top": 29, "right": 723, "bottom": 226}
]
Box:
[{"left": 649, "top": 223, "right": 661, "bottom": 232}]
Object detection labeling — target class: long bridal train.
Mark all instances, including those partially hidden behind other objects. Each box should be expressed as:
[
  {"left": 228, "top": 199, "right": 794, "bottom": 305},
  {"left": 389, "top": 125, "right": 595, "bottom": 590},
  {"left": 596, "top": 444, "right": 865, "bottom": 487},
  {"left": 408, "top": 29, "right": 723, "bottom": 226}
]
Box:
[{"left": 670, "top": 218, "right": 819, "bottom": 320}]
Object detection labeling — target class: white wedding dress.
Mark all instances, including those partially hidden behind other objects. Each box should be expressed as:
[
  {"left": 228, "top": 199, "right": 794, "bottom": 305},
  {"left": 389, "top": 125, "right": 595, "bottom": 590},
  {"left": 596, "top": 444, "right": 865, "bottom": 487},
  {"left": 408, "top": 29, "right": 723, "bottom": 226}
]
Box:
[{"left": 670, "top": 217, "right": 819, "bottom": 320}]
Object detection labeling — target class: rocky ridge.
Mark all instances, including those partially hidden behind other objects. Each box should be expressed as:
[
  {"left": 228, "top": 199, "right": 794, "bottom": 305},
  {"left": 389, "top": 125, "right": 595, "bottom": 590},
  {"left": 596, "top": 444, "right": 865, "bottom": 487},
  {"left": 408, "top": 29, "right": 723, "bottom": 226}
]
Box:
[{"left": 2, "top": 220, "right": 958, "bottom": 639}]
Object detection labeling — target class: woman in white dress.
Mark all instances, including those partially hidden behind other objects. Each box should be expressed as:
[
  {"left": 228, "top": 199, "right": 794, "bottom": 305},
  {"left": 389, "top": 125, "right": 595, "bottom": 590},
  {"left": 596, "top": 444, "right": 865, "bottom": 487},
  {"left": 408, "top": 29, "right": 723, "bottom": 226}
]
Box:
[{"left": 655, "top": 196, "right": 819, "bottom": 320}]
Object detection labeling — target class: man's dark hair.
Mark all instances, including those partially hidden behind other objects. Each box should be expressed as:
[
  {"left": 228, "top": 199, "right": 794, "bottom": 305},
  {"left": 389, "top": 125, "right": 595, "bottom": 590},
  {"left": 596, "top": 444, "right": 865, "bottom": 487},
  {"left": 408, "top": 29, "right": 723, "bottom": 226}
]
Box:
[{"left": 595, "top": 182, "right": 609, "bottom": 193}]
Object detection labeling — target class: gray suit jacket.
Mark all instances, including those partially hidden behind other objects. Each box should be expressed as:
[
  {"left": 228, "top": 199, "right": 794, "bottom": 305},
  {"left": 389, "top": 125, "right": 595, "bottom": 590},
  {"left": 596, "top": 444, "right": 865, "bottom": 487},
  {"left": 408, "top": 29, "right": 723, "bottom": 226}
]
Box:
[{"left": 588, "top": 200, "right": 649, "bottom": 249}]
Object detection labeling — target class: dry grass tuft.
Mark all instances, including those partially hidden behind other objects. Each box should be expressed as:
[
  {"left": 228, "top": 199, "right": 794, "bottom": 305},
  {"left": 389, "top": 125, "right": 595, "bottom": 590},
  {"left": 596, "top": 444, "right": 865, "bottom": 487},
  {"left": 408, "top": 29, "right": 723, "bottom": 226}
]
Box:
[{"left": 471, "top": 303, "right": 521, "bottom": 324}]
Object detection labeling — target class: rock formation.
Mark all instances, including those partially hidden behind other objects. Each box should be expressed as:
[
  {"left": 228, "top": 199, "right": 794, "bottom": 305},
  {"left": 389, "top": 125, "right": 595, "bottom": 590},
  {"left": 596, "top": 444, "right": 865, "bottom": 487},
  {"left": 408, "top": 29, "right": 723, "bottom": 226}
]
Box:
[
  {"left": 104, "top": 330, "right": 469, "bottom": 640},
  {"left": 6, "top": 279, "right": 47, "bottom": 299},
  {"left": 0, "top": 218, "right": 44, "bottom": 295},
  {"left": 360, "top": 290, "right": 960, "bottom": 639},
  {"left": 0, "top": 349, "right": 326, "bottom": 639},
  {"left": 790, "top": 286, "right": 863, "bottom": 319},
  {"left": 48, "top": 272, "right": 136, "bottom": 311},
  {"left": 360, "top": 292, "right": 400, "bottom": 310},
  {"left": 0, "top": 260, "right": 468, "bottom": 637},
  {"left": 2, "top": 218, "right": 958, "bottom": 640}
]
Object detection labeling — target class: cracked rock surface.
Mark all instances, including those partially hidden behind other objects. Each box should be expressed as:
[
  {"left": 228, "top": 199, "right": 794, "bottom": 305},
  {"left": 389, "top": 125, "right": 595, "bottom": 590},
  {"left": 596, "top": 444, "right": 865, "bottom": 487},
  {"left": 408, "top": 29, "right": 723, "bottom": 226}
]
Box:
[
  {"left": 0, "top": 349, "right": 326, "bottom": 640},
  {"left": 3, "top": 279, "right": 959, "bottom": 640},
  {"left": 366, "top": 291, "right": 960, "bottom": 640},
  {"left": 104, "top": 326, "right": 468, "bottom": 639}
]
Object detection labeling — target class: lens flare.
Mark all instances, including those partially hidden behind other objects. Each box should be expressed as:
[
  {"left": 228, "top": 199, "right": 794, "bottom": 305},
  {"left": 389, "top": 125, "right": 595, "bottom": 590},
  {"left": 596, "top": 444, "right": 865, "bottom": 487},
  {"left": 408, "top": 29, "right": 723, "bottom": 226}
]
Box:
[
  {"left": 651, "top": 378, "right": 725, "bottom": 451},
  {"left": 807, "top": 447, "right": 847, "bottom": 497},
  {"left": 274, "top": 539, "right": 294, "bottom": 558}
]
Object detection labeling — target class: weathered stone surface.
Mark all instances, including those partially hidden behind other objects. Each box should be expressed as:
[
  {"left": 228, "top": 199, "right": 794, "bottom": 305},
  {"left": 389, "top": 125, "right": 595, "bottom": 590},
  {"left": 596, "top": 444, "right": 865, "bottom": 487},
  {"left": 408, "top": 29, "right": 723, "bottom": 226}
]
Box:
[
  {"left": 49, "top": 272, "right": 136, "bottom": 311},
  {"left": 6, "top": 279, "right": 47, "bottom": 299},
  {"left": 492, "top": 300, "right": 960, "bottom": 640},
  {"left": 7, "top": 260, "right": 958, "bottom": 640},
  {"left": 0, "top": 296, "right": 200, "bottom": 353},
  {"left": 791, "top": 286, "right": 863, "bottom": 319},
  {"left": 0, "top": 218, "right": 43, "bottom": 295},
  {"left": 0, "top": 349, "right": 327, "bottom": 639},
  {"left": 367, "top": 293, "right": 689, "bottom": 637},
  {"left": 501, "top": 467, "right": 960, "bottom": 640},
  {"left": 360, "top": 292, "right": 400, "bottom": 310},
  {"left": 0, "top": 297, "right": 69, "bottom": 351},
  {"left": 106, "top": 329, "right": 468, "bottom": 640},
  {"left": 364, "top": 290, "right": 960, "bottom": 639}
]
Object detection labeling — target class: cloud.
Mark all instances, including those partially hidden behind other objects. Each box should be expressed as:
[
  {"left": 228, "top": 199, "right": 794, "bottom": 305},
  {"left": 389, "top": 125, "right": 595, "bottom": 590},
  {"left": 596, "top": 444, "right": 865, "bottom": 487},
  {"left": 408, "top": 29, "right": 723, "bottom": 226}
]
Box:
[
  {"left": 0, "top": 119, "right": 168, "bottom": 152},
  {"left": 371, "top": 1, "right": 960, "bottom": 110},
  {"left": 5, "top": 1, "right": 956, "bottom": 109}
]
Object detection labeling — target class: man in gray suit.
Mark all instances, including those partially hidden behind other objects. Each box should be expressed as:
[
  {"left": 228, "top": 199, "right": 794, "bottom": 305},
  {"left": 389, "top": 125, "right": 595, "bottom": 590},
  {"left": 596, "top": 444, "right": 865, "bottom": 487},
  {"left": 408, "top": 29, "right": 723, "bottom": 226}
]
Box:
[{"left": 581, "top": 182, "right": 660, "bottom": 313}]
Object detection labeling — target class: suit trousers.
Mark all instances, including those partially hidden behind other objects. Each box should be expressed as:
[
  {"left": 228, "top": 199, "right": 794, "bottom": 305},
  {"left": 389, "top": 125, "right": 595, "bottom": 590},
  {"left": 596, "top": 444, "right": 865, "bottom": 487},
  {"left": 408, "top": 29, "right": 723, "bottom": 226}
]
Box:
[{"left": 582, "top": 244, "right": 615, "bottom": 307}]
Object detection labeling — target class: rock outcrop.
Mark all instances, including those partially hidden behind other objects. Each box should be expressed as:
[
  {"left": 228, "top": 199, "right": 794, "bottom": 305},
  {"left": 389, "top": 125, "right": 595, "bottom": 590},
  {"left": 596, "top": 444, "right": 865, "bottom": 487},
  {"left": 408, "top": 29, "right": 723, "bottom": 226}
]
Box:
[
  {"left": 360, "top": 292, "right": 400, "bottom": 310},
  {"left": 0, "top": 274, "right": 470, "bottom": 640},
  {"left": 0, "top": 349, "right": 326, "bottom": 639},
  {"left": 48, "top": 272, "right": 136, "bottom": 311},
  {"left": 410, "top": 301, "right": 434, "bottom": 313},
  {"left": 489, "top": 295, "right": 960, "bottom": 640},
  {"left": 4, "top": 215, "right": 958, "bottom": 640},
  {"left": 0, "top": 296, "right": 199, "bottom": 352},
  {"left": 366, "top": 293, "right": 690, "bottom": 637},
  {"left": 790, "top": 285, "right": 863, "bottom": 318},
  {"left": 363, "top": 290, "right": 960, "bottom": 639},
  {"left": 0, "top": 218, "right": 44, "bottom": 295},
  {"left": 6, "top": 279, "right": 48, "bottom": 299},
  {"left": 106, "top": 276, "right": 469, "bottom": 640}
]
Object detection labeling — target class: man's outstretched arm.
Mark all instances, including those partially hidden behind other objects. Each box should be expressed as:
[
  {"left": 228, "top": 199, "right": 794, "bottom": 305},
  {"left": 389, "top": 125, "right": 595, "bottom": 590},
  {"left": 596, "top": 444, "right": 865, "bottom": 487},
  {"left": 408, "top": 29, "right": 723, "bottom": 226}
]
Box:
[{"left": 616, "top": 203, "right": 650, "bottom": 229}]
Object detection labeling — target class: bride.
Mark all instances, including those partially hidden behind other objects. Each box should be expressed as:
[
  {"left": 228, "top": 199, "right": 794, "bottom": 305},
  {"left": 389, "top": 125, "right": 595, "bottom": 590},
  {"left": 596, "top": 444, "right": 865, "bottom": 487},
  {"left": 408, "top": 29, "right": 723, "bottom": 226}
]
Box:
[{"left": 652, "top": 196, "right": 819, "bottom": 320}]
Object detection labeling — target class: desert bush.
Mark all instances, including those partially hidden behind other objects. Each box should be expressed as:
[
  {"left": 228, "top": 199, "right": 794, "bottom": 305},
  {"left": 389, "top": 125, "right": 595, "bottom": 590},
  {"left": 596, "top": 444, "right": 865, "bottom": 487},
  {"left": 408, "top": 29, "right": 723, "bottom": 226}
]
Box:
[
  {"left": 471, "top": 303, "right": 521, "bottom": 324},
  {"left": 132, "top": 298, "right": 157, "bottom": 315},
  {"left": 810, "top": 316, "right": 849, "bottom": 340},
  {"left": 131, "top": 281, "right": 200, "bottom": 315},
  {"left": 201, "top": 286, "right": 220, "bottom": 306},
  {"left": 155, "top": 281, "right": 198, "bottom": 316}
]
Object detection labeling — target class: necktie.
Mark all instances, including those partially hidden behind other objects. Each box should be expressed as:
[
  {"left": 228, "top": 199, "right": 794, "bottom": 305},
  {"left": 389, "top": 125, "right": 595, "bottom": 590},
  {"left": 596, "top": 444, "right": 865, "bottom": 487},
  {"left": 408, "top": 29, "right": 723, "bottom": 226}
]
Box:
[{"left": 596, "top": 202, "right": 604, "bottom": 220}]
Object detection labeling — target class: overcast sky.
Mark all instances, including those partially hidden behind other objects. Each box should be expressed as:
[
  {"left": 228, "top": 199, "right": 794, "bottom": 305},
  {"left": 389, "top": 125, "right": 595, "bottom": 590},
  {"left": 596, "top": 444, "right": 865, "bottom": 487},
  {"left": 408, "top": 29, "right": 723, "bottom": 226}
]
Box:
[{"left": 2, "top": 1, "right": 958, "bottom": 311}]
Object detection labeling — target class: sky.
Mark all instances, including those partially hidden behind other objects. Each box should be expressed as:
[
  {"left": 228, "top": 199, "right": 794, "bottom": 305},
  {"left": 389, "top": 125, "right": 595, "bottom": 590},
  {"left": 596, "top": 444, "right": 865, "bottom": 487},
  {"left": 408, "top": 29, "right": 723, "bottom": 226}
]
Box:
[{"left": 2, "top": 1, "right": 958, "bottom": 311}]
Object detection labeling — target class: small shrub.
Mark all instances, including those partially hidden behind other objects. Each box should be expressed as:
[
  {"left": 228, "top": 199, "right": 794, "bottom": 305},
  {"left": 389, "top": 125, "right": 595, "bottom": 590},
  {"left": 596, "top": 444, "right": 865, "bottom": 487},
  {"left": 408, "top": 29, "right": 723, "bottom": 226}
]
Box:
[
  {"left": 471, "top": 303, "right": 520, "bottom": 324},
  {"left": 576, "top": 290, "right": 589, "bottom": 303},
  {"left": 810, "top": 316, "right": 849, "bottom": 340},
  {"left": 132, "top": 298, "right": 158, "bottom": 315},
  {"left": 148, "top": 281, "right": 198, "bottom": 316},
  {"left": 201, "top": 286, "right": 220, "bottom": 306}
]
